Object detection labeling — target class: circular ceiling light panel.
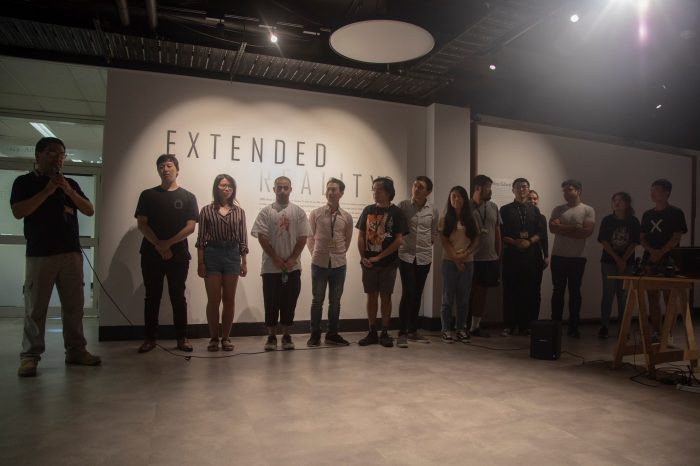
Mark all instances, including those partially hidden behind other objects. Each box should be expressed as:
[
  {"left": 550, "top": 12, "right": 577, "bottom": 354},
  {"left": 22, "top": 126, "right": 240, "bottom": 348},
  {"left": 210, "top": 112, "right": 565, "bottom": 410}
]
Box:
[{"left": 330, "top": 20, "right": 435, "bottom": 64}]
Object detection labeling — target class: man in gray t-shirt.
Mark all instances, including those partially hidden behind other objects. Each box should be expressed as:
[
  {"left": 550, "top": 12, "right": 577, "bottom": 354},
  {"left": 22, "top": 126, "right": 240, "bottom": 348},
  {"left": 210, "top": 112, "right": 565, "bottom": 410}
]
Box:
[
  {"left": 469, "top": 175, "right": 501, "bottom": 337},
  {"left": 549, "top": 179, "right": 595, "bottom": 338}
]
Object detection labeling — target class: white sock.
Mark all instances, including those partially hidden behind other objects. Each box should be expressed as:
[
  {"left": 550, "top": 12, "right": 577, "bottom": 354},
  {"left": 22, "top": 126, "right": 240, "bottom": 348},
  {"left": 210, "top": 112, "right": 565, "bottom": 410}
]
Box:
[{"left": 471, "top": 317, "right": 481, "bottom": 331}]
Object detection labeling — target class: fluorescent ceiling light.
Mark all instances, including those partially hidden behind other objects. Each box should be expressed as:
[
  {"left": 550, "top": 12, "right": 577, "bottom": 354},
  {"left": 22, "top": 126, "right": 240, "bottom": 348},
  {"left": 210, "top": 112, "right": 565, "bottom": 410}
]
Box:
[{"left": 30, "top": 122, "right": 57, "bottom": 138}]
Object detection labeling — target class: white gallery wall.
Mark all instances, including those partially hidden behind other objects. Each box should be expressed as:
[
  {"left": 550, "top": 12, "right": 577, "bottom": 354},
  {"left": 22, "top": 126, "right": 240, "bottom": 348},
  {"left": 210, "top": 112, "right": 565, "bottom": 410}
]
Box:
[
  {"left": 426, "top": 104, "right": 471, "bottom": 317},
  {"left": 475, "top": 121, "right": 697, "bottom": 321},
  {"left": 97, "top": 66, "right": 695, "bottom": 335},
  {"left": 98, "top": 69, "right": 432, "bottom": 330}
]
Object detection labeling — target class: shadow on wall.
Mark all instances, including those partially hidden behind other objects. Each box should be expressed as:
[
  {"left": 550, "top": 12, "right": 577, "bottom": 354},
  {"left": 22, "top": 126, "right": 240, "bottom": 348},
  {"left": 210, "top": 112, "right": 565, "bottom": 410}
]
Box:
[{"left": 100, "top": 227, "right": 145, "bottom": 327}]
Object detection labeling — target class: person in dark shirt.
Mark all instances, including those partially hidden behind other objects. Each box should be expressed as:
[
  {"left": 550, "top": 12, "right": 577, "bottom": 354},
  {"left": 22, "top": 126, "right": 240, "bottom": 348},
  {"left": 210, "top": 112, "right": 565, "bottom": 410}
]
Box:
[
  {"left": 640, "top": 178, "right": 688, "bottom": 336},
  {"left": 355, "top": 177, "right": 409, "bottom": 347},
  {"left": 11, "top": 137, "right": 100, "bottom": 377},
  {"left": 135, "top": 155, "right": 198, "bottom": 353},
  {"left": 499, "top": 178, "right": 544, "bottom": 336},
  {"left": 527, "top": 189, "right": 549, "bottom": 326},
  {"left": 597, "top": 192, "right": 640, "bottom": 338}
]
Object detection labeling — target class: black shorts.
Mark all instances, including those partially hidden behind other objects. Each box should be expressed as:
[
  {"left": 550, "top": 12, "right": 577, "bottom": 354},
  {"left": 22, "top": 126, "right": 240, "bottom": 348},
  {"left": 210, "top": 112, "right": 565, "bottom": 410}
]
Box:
[
  {"left": 472, "top": 260, "right": 500, "bottom": 287},
  {"left": 361, "top": 264, "right": 398, "bottom": 294}
]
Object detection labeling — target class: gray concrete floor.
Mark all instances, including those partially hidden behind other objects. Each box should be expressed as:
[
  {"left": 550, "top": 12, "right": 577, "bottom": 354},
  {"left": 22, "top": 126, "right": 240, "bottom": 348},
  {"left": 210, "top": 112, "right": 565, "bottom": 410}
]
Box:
[{"left": 2, "top": 318, "right": 700, "bottom": 466}]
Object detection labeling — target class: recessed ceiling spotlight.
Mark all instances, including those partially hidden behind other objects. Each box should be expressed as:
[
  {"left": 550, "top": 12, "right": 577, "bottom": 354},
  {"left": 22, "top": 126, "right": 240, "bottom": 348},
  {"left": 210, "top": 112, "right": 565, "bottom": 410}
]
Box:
[
  {"left": 637, "top": 0, "right": 650, "bottom": 14},
  {"left": 489, "top": 64, "right": 496, "bottom": 71},
  {"left": 661, "top": 84, "right": 667, "bottom": 90},
  {"left": 570, "top": 14, "right": 580, "bottom": 23},
  {"left": 655, "top": 104, "right": 663, "bottom": 109},
  {"left": 270, "top": 32, "right": 278, "bottom": 43},
  {"left": 638, "top": 23, "right": 648, "bottom": 43}
]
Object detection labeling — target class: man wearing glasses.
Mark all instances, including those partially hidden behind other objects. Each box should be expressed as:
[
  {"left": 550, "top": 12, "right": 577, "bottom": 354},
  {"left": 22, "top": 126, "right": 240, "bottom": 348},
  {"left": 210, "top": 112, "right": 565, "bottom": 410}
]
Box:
[
  {"left": 11, "top": 137, "right": 101, "bottom": 377},
  {"left": 499, "top": 178, "right": 544, "bottom": 336}
]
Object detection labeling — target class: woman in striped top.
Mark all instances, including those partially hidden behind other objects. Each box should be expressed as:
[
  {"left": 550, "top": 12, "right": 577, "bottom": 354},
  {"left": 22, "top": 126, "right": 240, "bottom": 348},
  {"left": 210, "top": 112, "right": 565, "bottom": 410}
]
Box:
[{"left": 196, "top": 174, "right": 248, "bottom": 351}]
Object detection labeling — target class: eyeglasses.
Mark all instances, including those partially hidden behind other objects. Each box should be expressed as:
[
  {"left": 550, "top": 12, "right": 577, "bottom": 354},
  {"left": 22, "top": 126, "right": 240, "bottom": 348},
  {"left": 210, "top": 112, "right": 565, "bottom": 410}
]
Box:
[
  {"left": 218, "top": 184, "right": 233, "bottom": 190},
  {"left": 44, "top": 150, "right": 66, "bottom": 159}
]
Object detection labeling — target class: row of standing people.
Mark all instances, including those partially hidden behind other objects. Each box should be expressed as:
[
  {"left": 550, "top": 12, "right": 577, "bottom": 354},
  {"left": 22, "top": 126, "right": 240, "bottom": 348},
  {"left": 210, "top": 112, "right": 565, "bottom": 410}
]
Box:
[
  {"left": 497, "top": 177, "right": 687, "bottom": 340},
  {"left": 12, "top": 138, "right": 689, "bottom": 376},
  {"left": 180, "top": 169, "right": 687, "bottom": 349}
]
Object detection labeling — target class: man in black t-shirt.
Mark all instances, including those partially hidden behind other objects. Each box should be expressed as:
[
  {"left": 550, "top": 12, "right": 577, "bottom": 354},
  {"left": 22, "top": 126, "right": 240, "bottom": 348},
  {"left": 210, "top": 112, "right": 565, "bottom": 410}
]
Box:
[
  {"left": 640, "top": 179, "right": 688, "bottom": 335},
  {"left": 11, "top": 137, "right": 101, "bottom": 377},
  {"left": 135, "top": 155, "right": 198, "bottom": 353},
  {"left": 355, "top": 177, "right": 409, "bottom": 347}
]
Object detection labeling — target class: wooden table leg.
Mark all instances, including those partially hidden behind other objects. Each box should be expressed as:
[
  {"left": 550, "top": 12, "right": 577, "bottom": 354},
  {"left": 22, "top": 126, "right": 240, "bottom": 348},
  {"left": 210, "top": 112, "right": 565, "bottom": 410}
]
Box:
[
  {"left": 659, "top": 289, "right": 678, "bottom": 352},
  {"left": 636, "top": 286, "right": 656, "bottom": 376},
  {"left": 613, "top": 280, "right": 636, "bottom": 369},
  {"left": 681, "top": 291, "right": 698, "bottom": 369}
]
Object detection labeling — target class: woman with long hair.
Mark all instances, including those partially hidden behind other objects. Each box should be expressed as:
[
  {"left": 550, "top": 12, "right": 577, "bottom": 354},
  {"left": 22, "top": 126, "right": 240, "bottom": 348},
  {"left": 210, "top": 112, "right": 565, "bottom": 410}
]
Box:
[
  {"left": 597, "top": 191, "right": 639, "bottom": 338},
  {"left": 439, "top": 186, "right": 480, "bottom": 343},
  {"left": 196, "top": 174, "right": 248, "bottom": 351}
]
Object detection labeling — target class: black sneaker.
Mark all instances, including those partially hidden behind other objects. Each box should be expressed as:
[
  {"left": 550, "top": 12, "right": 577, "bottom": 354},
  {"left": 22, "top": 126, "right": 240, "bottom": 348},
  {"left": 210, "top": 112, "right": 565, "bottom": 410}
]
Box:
[
  {"left": 455, "top": 330, "right": 471, "bottom": 343},
  {"left": 470, "top": 328, "right": 491, "bottom": 338},
  {"left": 324, "top": 333, "right": 349, "bottom": 346},
  {"left": 307, "top": 331, "right": 321, "bottom": 347},
  {"left": 358, "top": 331, "right": 379, "bottom": 346},
  {"left": 597, "top": 326, "right": 609, "bottom": 339},
  {"left": 379, "top": 331, "right": 394, "bottom": 348}
]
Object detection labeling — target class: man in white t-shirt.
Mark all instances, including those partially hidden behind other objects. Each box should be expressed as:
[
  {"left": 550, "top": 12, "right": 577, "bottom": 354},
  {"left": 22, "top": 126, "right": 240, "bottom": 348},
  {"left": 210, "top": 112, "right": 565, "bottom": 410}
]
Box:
[
  {"left": 251, "top": 176, "right": 310, "bottom": 351},
  {"left": 549, "top": 179, "right": 595, "bottom": 338}
]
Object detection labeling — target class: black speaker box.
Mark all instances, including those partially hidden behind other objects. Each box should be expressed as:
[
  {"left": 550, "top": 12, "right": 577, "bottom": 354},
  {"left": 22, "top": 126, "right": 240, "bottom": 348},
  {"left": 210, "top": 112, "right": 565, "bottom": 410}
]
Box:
[{"left": 530, "top": 320, "right": 561, "bottom": 360}]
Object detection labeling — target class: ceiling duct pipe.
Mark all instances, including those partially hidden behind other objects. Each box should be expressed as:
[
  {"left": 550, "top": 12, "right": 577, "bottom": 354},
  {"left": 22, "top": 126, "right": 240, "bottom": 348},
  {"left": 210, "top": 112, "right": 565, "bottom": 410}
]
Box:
[
  {"left": 146, "top": 0, "right": 158, "bottom": 30},
  {"left": 115, "top": 0, "right": 130, "bottom": 27}
]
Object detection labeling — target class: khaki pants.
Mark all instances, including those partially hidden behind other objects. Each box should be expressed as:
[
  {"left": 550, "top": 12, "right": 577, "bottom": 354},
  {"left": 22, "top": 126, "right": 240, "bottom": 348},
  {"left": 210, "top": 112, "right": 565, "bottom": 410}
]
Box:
[{"left": 21, "top": 252, "right": 87, "bottom": 360}]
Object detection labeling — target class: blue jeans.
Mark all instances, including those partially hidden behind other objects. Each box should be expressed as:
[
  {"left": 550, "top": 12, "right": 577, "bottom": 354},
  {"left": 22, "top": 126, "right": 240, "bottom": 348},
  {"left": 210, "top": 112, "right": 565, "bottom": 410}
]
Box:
[
  {"left": 600, "top": 262, "right": 632, "bottom": 328},
  {"left": 440, "top": 260, "right": 474, "bottom": 332},
  {"left": 309, "top": 264, "right": 347, "bottom": 334}
]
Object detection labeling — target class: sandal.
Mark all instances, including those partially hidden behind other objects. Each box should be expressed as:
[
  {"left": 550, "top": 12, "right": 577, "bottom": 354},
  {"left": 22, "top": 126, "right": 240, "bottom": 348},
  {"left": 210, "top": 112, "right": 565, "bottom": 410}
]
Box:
[
  {"left": 221, "top": 338, "right": 234, "bottom": 351},
  {"left": 207, "top": 338, "right": 220, "bottom": 352}
]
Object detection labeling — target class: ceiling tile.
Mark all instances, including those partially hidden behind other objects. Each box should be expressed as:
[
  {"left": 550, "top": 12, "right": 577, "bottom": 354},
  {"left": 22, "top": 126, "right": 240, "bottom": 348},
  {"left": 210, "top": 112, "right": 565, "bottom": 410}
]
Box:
[
  {"left": 35, "top": 96, "right": 92, "bottom": 115},
  {"left": 1, "top": 58, "right": 84, "bottom": 99},
  {"left": 0, "top": 92, "right": 43, "bottom": 111}
]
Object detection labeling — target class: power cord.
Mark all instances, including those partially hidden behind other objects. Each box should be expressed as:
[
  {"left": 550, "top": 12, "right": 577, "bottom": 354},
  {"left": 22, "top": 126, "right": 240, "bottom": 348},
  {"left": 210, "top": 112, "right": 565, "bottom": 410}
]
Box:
[
  {"left": 421, "top": 333, "right": 530, "bottom": 351},
  {"left": 80, "top": 247, "right": 356, "bottom": 360}
]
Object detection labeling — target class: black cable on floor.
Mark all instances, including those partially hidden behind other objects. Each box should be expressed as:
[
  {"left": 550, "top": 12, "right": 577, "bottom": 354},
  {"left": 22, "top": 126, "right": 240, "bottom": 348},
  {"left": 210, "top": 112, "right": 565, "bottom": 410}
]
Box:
[{"left": 81, "top": 247, "right": 356, "bottom": 360}]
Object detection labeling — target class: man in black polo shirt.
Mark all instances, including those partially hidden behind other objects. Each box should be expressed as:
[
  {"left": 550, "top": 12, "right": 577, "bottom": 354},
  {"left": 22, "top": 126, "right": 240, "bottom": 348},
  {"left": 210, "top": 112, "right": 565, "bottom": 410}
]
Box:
[
  {"left": 499, "top": 178, "right": 544, "bottom": 336},
  {"left": 11, "top": 137, "right": 101, "bottom": 377},
  {"left": 135, "top": 155, "right": 198, "bottom": 353}
]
